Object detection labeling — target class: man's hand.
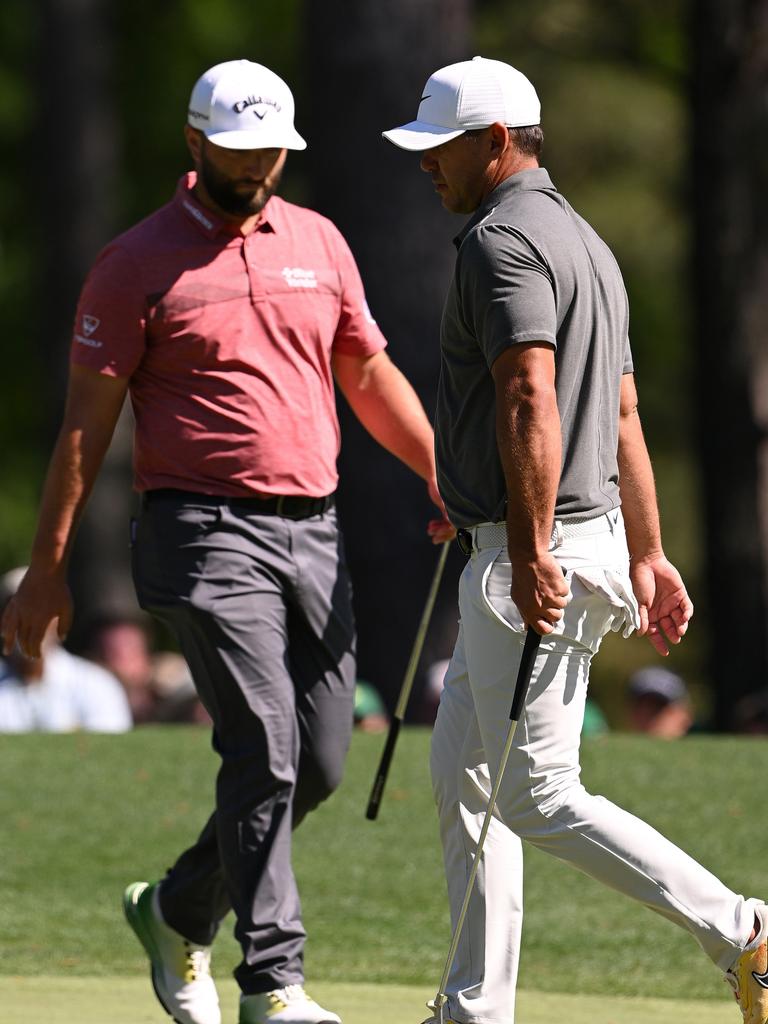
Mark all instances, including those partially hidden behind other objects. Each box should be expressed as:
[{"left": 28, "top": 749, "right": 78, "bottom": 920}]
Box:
[
  {"left": 426, "top": 477, "right": 456, "bottom": 545},
  {"left": 0, "top": 569, "right": 73, "bottom": 660},
  {"left": 630, "top": 555, "right": 693, "bottom": 656},
  {"left": 510, "top": 552, "right": 569, "bottom": 635}
]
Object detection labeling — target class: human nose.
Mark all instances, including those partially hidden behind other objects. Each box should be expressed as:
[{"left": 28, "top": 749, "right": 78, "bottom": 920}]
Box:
[
  {"left": 420, "top": 149, "right": 438, "bottom": 172},
  {"left": 242, "top": 149, "right": 279, "bottom": 178}
]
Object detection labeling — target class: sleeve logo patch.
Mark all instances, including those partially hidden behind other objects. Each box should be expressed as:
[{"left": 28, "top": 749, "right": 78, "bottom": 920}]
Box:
[{"left": 75, "top": 313, "right": 103, "bottom": 348}]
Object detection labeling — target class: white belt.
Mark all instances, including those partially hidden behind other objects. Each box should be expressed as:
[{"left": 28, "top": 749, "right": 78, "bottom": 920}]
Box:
[{"left": 461, "top": 511, "right": 617, "bottom": 553}]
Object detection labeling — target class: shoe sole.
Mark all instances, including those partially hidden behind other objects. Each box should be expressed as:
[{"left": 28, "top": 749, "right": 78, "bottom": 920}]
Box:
[{"left": 123, "top": 881, "right": 180, "bottom": 1024}]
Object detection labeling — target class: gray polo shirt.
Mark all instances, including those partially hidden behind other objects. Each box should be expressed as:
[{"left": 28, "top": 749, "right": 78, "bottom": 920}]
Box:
[{"left": 435, "top": 167, "right": 633, "bottom": 528}]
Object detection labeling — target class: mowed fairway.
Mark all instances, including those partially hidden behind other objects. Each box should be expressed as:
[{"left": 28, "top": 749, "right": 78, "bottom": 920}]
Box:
[
  {"left": 0, "top": 727, "right": 759, "bottom": 1022},
  {"left": 0, "top": 977, "right": 737, "bottom": 1024}
]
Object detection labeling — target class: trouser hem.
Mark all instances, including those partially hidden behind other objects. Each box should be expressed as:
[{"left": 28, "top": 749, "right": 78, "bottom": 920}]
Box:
[{"left": 238, "top": 973, "right": 306, "bottom": 996}]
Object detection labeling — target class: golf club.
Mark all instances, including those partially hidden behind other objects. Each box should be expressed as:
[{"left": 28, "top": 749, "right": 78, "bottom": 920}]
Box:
[
  {"left": 432, "top": 625, "right": 542, "bottom": 1022},
  {"left": 365, "top": 539, "right": 451, "bottom": 821}
]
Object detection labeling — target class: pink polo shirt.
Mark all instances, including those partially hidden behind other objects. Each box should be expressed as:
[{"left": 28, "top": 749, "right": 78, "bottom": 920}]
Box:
[{"left": 70, "top": 173, "right": 387, "bottom": 497}]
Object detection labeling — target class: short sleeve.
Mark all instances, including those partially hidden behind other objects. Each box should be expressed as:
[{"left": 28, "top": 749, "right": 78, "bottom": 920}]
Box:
[
  {"left": 623, "top": 334, "right": 634, "bottom": 374},
  {"left": 458, "top": 224, "right": 557, "bottom": 369},
  {"left": 70, "top": 242, "right": 147, "bottom": 378},
  {"left": 328, "top": 227, "right": 387, "bottom": 357}
]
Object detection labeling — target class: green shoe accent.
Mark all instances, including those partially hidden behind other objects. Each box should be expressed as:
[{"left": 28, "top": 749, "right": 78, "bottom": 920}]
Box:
[
  {"left": 123, "top": 879, "right": 220, "bottom": 1024},
  {"left": 123, "top": 881, "right": 160, "bottom": 963}
]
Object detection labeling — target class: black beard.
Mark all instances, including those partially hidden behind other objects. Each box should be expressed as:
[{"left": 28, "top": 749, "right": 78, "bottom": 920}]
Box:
[{"left": 198, "top": 152, "right": 282, "bottom": 217}]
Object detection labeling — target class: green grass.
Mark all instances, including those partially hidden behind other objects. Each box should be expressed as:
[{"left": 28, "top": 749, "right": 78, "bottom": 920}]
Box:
[
  {"left": 0, "top": 978, "right": 737, "bottom": 1024},
  {"left": 0, "top": 728, "right": 760, "bottom": 1011}
]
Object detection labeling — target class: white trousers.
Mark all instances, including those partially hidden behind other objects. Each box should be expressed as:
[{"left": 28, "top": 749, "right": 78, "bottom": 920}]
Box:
[{"left": 431, "top": 509, "right": 756, "bottom": 1023}]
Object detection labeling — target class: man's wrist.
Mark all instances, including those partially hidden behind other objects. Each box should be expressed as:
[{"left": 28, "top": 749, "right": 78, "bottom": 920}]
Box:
[
  {"left": 506, "top": 524, "right": 552, "bottom": 561},
  {"left": 26, "top": 552, "right": 70, "bottom": 581},
  {"left": 629, "top": 546, "right": 665, "bottom": 566}
]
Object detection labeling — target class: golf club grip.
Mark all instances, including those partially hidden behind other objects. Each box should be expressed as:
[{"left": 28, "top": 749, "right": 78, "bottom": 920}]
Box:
[
  {"left": 509, "top": 627, "right": 542, "bottom": 721},
  {"left": 365, "top": 717, "right": 402, "bottom": 820}
]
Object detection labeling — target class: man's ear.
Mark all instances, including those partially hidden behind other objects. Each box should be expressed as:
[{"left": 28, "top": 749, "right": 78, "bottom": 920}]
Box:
[{"left": 488, "top": 122, "right": 510, "bottom": 154}]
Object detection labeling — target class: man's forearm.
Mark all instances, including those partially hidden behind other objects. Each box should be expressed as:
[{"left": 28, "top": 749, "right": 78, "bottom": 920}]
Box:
[
  {"left": 617, "top": 383, "right": 664, "bottom": 562},
  {"left": 492, "top": 345, "right": 560, "bottom": 557},
  {"left": 497, "top": 384, "right": 561, "bottom": 557},
  {"left": 29, "top": 427, "right": 109, "bottom": 576},
  {"left": 492, "top": 345, "right": 569, "bottom": 634},
  {"left": 334, "top": 351, "right": 436, "bottom": 481},
  {"left": 28, "top": 365, "right": 129, "bottom": 576}
]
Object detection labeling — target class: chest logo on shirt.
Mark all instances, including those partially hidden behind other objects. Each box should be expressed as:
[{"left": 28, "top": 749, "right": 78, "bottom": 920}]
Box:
[
  {"left": 281, "top": 266, "right": 318, "bottom": 289},
  {"left": 82, "top": 315, "right": 100, "bottom": 336}
]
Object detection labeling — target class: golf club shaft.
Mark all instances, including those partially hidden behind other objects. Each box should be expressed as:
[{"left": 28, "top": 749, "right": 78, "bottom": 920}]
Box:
[
  {"left": 434, "top": 626, "right": 542, "bottom": 1009},
  {"left": 365, "top": 540, "right": 451, "bottom": 821}
]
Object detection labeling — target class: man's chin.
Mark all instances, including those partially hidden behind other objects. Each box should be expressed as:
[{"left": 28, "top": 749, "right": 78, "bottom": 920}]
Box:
[
  {"left": 441, "top": 196, "right": 464, "bottom": 214},
  {"left": 206, "top": 182, "right": 274, "bottom": 218}
]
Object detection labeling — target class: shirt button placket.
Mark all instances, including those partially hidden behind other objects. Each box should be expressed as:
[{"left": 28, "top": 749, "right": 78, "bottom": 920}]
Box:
[{"left": 243, "top": 234, "right": 265, "bottom": 307}]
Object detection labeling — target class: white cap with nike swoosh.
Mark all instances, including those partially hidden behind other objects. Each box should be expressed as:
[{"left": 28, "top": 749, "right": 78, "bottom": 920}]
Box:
[
  {"left": 188, "top": 59, "right": 307, "bottom": 151},
  {"left": 382, "top": 56, "right": 540, "bottom": 152}
]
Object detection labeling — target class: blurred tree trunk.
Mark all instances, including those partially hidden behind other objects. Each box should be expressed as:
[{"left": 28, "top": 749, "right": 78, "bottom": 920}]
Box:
[
  {"left": 692, "top": 1, "right": 768, "bottom": 729},
  {"left": 37, "top": 0, "right": 137, "bottom": 642},
  {"left": 303, "top": 0, "right": 471, "bottom": 712}
]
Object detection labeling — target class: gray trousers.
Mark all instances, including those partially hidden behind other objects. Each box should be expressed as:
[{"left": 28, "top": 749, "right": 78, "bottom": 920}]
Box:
[{"left": 131, "top": 493, "right": 356, "bottom": 994}]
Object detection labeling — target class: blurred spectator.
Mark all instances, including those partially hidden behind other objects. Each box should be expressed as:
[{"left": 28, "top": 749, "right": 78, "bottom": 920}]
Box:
[
  {"left": 152, "top": 651, "right": 210, "bottom": 725},
  {"left": 0, "top": 568, "right": 132, "bottom": 733},
  {"left": 82, "top": 616, "right": 212, "bottom": 725},
  {"left": 81, "top": 613, "right": 157, "bottom": 723},
  {"left": 354, "top": 680, "right": 388, "bottom": 733},
  {"left": 731, "top": 690, "right": 768, "bottom": 734},
  {"left": 582, "top": 698, "right": 610, "bottom": 736},
  {"left": 627, "top": 666, "right": 693, "bottom": 738}
]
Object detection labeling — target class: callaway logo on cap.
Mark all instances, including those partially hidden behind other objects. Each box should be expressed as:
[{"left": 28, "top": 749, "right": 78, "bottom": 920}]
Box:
[
  {"left": 188, "top": 59, "right": 307, "bottom": 151},
  {"left": 382, "top": 56, "right": 540, "bottom": 151}
]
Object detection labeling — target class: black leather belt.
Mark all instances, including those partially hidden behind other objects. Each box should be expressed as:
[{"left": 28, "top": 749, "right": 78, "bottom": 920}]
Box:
[
  {"left": 456, "top": 528, "right": 474, "bottom": 556},
  {"left": 143, "top": 488, "right": 335, "bottom": 520}
]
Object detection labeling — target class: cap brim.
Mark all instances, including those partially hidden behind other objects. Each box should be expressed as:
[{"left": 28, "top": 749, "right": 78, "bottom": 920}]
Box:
[
  {"left": 204, "top": 128, "right": 307, "bottom": 151},
  {"left": 382, "top": 120, "right": 466, "bottom": 151}
]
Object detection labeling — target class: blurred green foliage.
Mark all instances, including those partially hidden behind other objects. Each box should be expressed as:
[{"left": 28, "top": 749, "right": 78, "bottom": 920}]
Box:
[
  {"left": 0, "top": 0, "right": 703, "bottom": 719},
  {"left": 478, "top": 0, "right": 691, "bottom": 447},
  {"left": 479, "top": 0, "right": 699, "bottom": 720}
]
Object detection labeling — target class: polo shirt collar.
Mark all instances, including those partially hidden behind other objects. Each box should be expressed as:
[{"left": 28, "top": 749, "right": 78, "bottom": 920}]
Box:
[
  {"left": 175, "top": 172, "right": 277, "bottom": 239},
  {"left": 453, "top": 167, "right": 556, "bottom": 249}
]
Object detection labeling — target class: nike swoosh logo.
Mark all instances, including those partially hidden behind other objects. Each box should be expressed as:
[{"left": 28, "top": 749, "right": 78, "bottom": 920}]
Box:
[
  {"left": 420, "top": 94, "right": 431, "bottom": 102},
  {"left": 753, "top": 969, "right": 768, "bottom": 990}
]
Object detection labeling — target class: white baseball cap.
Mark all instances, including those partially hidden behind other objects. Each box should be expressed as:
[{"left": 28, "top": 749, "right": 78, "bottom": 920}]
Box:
[
  {"left": 383, "top": 56, "right": 540, "bottom": 151},
  {"left": 188, "top": 59, "right": 306, "bottom": 151}
]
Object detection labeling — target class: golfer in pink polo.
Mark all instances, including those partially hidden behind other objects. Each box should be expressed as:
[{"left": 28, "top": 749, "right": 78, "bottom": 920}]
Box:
[{"left": 2, "top": 60, "right": 452, "bottom": 1024}]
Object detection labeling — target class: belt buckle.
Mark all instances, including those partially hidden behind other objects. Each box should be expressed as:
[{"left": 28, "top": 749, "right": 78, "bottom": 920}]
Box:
[
  {"left": 275, "top": 495, "right": 287, "bottom": 516},
  {"left": 456, "top": 528, "right": 473, "bottom": 556}
]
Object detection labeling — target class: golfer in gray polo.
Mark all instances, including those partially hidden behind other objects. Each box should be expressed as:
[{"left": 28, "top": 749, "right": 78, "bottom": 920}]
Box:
[{"left": 384, "top": 56, "right": 766, "bottom": 1024}]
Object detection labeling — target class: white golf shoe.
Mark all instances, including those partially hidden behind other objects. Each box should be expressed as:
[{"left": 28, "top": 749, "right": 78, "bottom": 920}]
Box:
[
  {"left": 123, "top": 880, "right": 221, "bottom": 1024},
  {"left": 239, "top": 985, "right": 341, "bottom": 1024}
]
